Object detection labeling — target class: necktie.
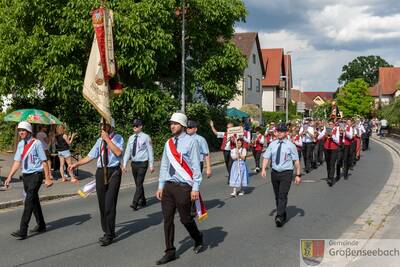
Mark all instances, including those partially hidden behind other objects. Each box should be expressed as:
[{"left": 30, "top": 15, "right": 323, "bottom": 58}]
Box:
[
  {"left": 24, "top": 139, "right": 28, "bottom": 170},
  {"left": 169, "top": 137, "right": 178, "bottom": 177},
  {"left": 132, "top": 135, "right": 138, "bottom": 158},
  {"left": 102, "top": 141, "right": 109, "bottom": 167},
  {"left": 275, "top": 141, "right": 283, "bottom": 165}
]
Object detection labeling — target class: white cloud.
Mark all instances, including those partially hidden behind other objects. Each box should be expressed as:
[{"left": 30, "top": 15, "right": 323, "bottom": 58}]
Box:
[
  {"left": 238, "top": 1, "right": 400, "bottom": 92},
  {"left": 310, "top": 4, "right": 400, "bottom": 43}
]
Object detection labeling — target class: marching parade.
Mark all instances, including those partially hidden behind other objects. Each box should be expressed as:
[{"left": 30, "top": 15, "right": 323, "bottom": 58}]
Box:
[
  {"left": 0, "top": 0, "right": 399, "bottom": 266},
  {"left": 2, "top": 104, "right": 375, "bottom": 264}
]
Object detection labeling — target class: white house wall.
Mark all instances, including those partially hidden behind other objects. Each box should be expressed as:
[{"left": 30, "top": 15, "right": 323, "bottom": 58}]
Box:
[{"left": 262, "top": 86, "right": 276, "bottom": 112}]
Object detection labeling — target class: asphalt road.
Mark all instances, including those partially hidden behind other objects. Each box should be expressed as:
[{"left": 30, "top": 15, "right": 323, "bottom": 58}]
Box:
[{"left": 0, "top": 140, "right": 393, "bottom": 267}]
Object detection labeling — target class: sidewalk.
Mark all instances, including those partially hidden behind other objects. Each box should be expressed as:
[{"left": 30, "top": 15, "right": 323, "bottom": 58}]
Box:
[
  {"left": 339, "top": 135, "right": 400, "bottom": 240},
  {"left": 0, "top": 151, "right": 226, "bottom": 209},
  {"left": 371, "top": 136, "right": 400, "bottom": 238}
]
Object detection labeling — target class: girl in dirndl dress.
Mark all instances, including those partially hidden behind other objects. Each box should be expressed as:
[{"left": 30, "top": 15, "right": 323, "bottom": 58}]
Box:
[{"left": 229, "top": 138, "right": 249, "bottom": 197}]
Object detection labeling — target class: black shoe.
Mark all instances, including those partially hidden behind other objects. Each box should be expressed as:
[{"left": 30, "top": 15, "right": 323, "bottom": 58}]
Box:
[
  {"left": 193, "top": 235, "right": 204, "bottom": 254},
  {"left": 99, "top": 237, "right": 113, "bottom": 246},
  {"left": 305, "top": 170, "right": 310, "bottom": 174},
  {"left": 29, "top": 225, "right": 46, "bottom": 234},
  {"left": 130, "top": 203, "right": 138, "bottom": 211},
  {"left": 327, "top": 181, "right": 333, "bottom": 187},
  {"left": 275, "top": 217, "right": 284, "bottom": 227},
  {"left": 11, "top": 230, "right": 27, "bottom": 240},
  {"left": 156, "top": 254, "right": 176, "bottom": 265}
]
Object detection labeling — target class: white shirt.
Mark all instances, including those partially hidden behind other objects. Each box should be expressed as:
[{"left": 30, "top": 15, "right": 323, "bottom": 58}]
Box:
[
  {"left": 299, "top": 125, "right": 315, "bottom": 143},
  {"left": 231, "top": 148, "right": 247, "bottom": 160},
  {"left": 381, "top": 119, "right": 388, "bottom": 127}
]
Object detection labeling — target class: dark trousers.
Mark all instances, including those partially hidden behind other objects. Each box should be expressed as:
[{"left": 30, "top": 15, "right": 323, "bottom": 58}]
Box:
[
  {"left": 324, "top": 149, "right": 338, "bottom": 182},
  {"left": 95, "top": 167, "right": 122, "bottom": 239},
  {"left": 302, "top": 142, "right": 313, "bottom": 172},
  {"left": 297, "top": 149, "right": 302, "bottom": 160},
  {"left": 318, "top": 141, "right": 325, "bottom": 164},
  {"left": 337, "top": 145, "right": 344, "bottom": 178},
  {"left": 223, "top": 150, "right": 233, "bottom": 182},
  {"left": 162, "top": 182, "right": 202, "bottom": 255},
  {"left": 271, "top": 170, "right": 293, "bottom": 219},
  {"left": 20, "top": 172, "right": 45, "bottom": 235},
  {"left": 252, "top": 149, "right": 262, "bottom": 168},
  {"left": 312, "top": 142, "right": 319, "bottom": 168},
  {"left": 350, "top": 141, "right": 357, "bottom": 166},
  {"left": 343, "top": 145, "right": 353, "bottom": 177},
  {"left": 131, "top": 161, "right": 148, "bottom": 206},
  {"left": 362, "top": 135, "right": 369, "bottom": 150}
]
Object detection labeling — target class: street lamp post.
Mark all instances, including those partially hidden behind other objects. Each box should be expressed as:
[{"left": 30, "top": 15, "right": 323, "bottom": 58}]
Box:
[
  {"left": 284, "top": 51, "right": 292, "bottom": 122},
  {"left": 180, "top": 0, "right": 186, "bottom": 113}
]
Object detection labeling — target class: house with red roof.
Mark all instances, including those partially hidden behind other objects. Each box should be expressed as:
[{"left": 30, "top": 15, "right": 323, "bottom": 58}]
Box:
[
  {"left": 229, "top": 32, "right": 266, "bottom": 115},
  {"left": 302, "top": 92, "right": 334, "bottom": 106},
  {"left": 261, "top": 48, "right": 292, "bottom": 112},
  {"left": 369, "top": 67, "right": 400, "bottom": 108}
]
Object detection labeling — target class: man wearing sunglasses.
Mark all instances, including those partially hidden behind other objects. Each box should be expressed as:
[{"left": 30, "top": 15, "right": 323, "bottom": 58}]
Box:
[{"left": 122, "top": 119, "right": 155, "bottom": 210}]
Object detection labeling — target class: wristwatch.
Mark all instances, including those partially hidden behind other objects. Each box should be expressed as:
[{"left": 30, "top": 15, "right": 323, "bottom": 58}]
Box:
[{"left": 296, "top": 174, "right": 302, "bottom": 177}]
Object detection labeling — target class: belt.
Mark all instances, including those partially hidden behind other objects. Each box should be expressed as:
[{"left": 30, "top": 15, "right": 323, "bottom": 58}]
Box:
[
  {"left": 271, "top": 169, "right": 293, "bottom": 173},
  {"left": 97, "top": 165, "right": 120, "bottom": 170},
  {"left": 166, "top": 181, "right": 191, "bottom": 187},
  {"left": 132, "top": 160, "right": 148, "bottom": 164},
  {"left": 22, "top": 171, "right": 43, "bottom": 177}
]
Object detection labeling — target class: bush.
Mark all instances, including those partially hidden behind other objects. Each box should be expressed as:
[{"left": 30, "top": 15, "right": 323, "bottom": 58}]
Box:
[
  {"left": 187, "top": 103, "right": 228, "bottom": 152},
  {"left": 0, "top": 113, "right": 15, "bottom": 152},
  {"left": 262, "top": 111, "right": 286, "bottom": 124}
]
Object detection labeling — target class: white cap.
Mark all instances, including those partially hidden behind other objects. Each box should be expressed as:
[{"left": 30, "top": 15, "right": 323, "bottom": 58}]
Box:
[
  {"left": 100, "top": 117, "right": 115, "bottom": 128},
  {"left": 17, "top": 121, "right": 33, "bottom": 133},
  {"left": 170, "top": 113, "right": 187, "bottom": 127}
]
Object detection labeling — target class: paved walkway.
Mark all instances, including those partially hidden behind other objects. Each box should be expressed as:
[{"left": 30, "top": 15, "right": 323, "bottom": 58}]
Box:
[{"left": 0, "top": 151, "right": 228, "bottom": 208}]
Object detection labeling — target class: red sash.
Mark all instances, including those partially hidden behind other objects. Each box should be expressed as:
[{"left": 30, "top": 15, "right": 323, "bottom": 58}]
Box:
[{"left": 21, "top": 139, "right": 36, "bottom": 162}]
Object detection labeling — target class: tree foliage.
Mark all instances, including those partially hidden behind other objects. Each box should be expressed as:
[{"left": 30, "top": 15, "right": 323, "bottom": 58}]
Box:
[
  {"left": 378, "top": 97, "right": 400, "bottom": 126},
  {"left": 338, "top": 55, "right": 392, "bottom": 87},
  {"left": 336, "top": 79, "right": 373, "bottom": 118},
  {"left": 0, "top": 0, "right": 247, "bottom": 153}
]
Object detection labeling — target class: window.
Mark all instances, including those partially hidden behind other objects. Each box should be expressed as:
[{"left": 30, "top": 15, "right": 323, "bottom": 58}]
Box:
[
  {"left": 256, "top": 78, "right": 260, "bottom": 92},
  {"left": 247, "top": 75, "right": 252, "bottom": 90},
  {"left": 252, "top": 54, "right": 256, "bottom": 64}
]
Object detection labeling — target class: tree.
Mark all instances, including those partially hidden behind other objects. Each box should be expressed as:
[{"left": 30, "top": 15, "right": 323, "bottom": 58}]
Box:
[
  {"left": 338, "top": 56, "right": 392, "bottom": 87},
  {"left": 240, "top": 104, "right": 261, "bottom": 120},
  {"left": 312, "top": 101, "right": 332, "bottom": 120},
  {"left": 0, "top": 0, "right": 247, "bottom": 153},
  {"left": 378, "top": 97, "right": 400, "bottom": 126},
  {"left": 336, "top": 79, "right": 373, "bottom": 117}
]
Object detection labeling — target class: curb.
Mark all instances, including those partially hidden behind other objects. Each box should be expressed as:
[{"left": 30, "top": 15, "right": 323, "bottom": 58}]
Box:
[
  {"left": 0, "top": 160, "right": 226, "bottom": 210},
  {"left": 339, "top": 137, "right": 400, "bottom": 239}
]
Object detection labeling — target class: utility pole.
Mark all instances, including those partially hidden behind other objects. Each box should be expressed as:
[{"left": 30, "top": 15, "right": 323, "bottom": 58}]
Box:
[{"left": 180, "top": 0, "right": 186, "bottom": 113}]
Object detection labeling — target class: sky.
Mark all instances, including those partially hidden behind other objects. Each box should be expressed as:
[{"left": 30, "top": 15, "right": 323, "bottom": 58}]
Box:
[{"left": 236, "top": 0, "right": 400, "bottom": 92}]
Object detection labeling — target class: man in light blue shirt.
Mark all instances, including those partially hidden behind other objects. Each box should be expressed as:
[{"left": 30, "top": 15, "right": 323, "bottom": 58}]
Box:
[
  {"left": 5, "top": 121, "right": 53, "bottom": 240},
  {"left": 262, "top": 123, "right": 301, "bottom": 227},
  {"left": 122, "top": 119, "right": 154, "bottom": 210},
  {"left": 70, "top": 118, "right": 123, "bottom": 246},
  {"left": 186, "top": 120, "right": 212, "bottom": 178},
  {"left": 155, "top": 113, "right": 203, "bottom": 265}
]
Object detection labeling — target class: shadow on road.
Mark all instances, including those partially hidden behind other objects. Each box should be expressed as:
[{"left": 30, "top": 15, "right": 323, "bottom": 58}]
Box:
[
  {"left": 46, "top": 213, "right": 92, "bottom": 232},
  {"left": 177, "top": 226, "right": 228, "bottom": 256},
  {"left": 269, "top": 205, "right": 305, "bottom": 223},
  {"left": 204, "top": 198, "right": 226, "bottom": 209},
  {"left": 114, "top": 211, "right": 163, "bottom": 242}
]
